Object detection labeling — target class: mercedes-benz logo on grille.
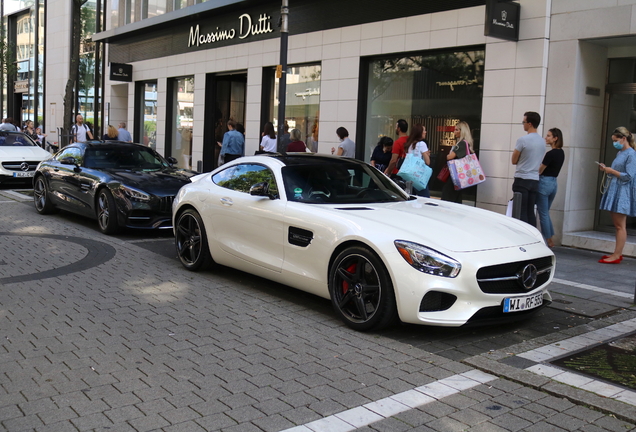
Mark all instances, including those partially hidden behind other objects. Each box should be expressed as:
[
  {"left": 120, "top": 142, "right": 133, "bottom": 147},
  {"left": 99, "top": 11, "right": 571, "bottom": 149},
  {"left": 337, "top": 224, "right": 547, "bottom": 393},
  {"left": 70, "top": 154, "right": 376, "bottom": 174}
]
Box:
[
  {"left": 519, "top": 264, "right": 538, "bottom": 290},
  {"left": 20, "top": 162, "right": 30, "bottom": 172}
]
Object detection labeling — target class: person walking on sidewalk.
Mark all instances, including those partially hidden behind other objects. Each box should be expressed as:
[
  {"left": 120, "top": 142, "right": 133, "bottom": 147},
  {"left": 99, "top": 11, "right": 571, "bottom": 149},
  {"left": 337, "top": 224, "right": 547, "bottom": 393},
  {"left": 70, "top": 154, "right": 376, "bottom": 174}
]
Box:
[
  {"left": 537, "top": 128, "right": 565, "bottom": 248},
  {"left": 598, "top": 126, "right": 636, "bottom": 264},
  {"left": 384, "top": 119, "right": 409, "bottom": 177},
  {"left": 442, "top": 121, "right": 474, "bottom": 203},
  {"left": 511, "top": 111, "right": 545, "bottom": 226}
]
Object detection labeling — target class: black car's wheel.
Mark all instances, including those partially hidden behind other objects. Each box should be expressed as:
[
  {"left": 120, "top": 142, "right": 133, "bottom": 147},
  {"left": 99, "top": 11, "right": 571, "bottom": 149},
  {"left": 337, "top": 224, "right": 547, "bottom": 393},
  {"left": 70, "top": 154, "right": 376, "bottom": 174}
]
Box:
[
  {"left": 33, "top": 175, "right": 56, "bottom": 214},
  {"left": 175, "top": 209, "right": 213, "bottom": 271},
  {"left": 96, "top": 189, "right": 120, "bottom": 235},
  {"left": 329, "top": 246, "right": 398, "bottom": 331}
]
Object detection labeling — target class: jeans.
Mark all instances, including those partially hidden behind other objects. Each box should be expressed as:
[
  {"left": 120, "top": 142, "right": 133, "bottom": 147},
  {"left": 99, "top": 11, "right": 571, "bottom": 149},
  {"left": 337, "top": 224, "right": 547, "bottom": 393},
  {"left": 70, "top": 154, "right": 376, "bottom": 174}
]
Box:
[
  {"left": 536, "top": 176, "right": 557, "bottom": 239},
  {"left": 512, "top": 177, "right": 539, "bottom": 227}
]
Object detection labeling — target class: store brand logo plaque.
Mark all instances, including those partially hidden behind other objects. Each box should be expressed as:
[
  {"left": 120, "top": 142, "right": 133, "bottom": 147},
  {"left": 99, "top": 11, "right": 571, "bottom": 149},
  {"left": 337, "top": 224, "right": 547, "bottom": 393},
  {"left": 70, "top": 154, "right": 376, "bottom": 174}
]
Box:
[{"left": 484, "top": 0, "right": 520, "bottom": 42}]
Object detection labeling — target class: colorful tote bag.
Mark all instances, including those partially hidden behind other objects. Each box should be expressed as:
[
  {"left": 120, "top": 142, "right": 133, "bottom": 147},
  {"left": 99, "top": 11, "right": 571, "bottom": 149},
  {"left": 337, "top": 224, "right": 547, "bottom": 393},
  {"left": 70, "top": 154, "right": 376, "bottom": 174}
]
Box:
[
  {"left": 447, "top": 142, "right": 486, "bottom": 190},
  {"left": 397, "top": 153, "right": 433, "bottom": 191}
]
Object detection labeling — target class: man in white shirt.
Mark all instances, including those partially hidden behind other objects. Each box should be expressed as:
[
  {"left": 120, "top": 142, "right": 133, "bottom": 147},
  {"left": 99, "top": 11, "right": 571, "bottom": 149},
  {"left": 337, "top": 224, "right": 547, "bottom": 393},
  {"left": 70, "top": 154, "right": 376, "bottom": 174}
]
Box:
[
  {"left": 511, "top": 111, "right": 546, "bottom": 226},
  {"left": 71, "top": 114, "right": 93, "bottom": 143}
]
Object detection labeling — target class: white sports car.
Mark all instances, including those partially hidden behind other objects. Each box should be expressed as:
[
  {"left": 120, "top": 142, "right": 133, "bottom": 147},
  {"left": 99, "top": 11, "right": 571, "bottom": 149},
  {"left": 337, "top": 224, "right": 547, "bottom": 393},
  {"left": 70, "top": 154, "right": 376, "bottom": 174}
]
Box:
[
  {"left": 0, "top": 131, "right": 51, "bottom": 184},
  {"left": 173, "top": 154, "right": 554, "bottom": 331}
]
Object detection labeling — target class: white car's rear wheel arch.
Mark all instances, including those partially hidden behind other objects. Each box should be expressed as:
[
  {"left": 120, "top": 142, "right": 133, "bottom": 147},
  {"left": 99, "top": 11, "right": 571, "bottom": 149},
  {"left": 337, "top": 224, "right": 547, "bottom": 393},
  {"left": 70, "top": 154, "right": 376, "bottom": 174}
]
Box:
[{"left": 175, "top": 208, "right": 214, "bottom": 271}]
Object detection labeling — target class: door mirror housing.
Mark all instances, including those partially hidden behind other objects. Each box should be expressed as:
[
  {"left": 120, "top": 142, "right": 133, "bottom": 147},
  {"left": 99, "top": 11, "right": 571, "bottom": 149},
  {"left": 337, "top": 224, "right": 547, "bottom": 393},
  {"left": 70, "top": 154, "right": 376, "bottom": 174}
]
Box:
[{"left": 250, "top": 182, "right": 275, "bottom": 199}]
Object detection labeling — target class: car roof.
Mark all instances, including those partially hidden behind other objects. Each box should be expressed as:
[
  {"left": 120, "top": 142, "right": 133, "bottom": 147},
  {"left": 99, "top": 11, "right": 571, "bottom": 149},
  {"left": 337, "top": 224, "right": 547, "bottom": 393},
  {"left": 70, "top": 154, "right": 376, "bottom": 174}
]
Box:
[
  {"left": 259, "top": 153, "right": 367, "bottom": 167},
  {"left": 73, "top": 141, "right": 147, "bottom": 149}
]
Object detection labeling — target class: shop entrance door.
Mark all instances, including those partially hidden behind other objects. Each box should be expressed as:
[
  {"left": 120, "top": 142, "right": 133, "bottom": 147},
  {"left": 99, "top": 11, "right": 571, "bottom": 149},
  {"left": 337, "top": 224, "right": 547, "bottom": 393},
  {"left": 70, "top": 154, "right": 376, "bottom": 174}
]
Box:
[
  {"left": 203, "top": 73, "right": 247, "bottom": 172},
  {"left": 597, "top": 83, "right": 636, "bottom": 235}
]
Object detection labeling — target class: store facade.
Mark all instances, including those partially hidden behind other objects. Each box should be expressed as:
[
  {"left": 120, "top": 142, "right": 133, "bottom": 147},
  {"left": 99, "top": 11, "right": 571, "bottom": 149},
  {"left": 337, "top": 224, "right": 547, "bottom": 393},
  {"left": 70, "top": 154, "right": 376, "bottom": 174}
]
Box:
[{"left": 89, "top": 0, "right": 635, "bottom": 251}]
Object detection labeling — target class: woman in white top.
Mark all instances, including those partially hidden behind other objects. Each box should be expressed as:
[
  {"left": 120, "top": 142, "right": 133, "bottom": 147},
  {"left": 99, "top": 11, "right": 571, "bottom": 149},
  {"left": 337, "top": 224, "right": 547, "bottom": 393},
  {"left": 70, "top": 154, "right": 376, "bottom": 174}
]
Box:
[
  {"left": 403, "top": 124, "right": 431, "bottom": 197},
  {"left": 259, "top": 122, "right": 277, "bottom": 153}
]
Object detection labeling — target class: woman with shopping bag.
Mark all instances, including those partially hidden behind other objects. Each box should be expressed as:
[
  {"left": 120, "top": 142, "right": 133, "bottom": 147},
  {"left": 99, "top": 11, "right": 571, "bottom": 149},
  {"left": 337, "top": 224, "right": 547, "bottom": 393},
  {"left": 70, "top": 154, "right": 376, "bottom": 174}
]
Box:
[
  {"left": 397, "top": 124, "right": 432, "bottom": 197},
  {"left": 442, "top": 121, "right": 474, "bottom": 203}
]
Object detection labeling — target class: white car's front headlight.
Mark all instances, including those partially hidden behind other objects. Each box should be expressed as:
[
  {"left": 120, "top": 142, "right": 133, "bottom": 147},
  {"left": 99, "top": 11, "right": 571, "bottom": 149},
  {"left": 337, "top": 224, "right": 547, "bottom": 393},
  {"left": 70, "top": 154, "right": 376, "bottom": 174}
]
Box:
[
  {"left": 121, "top": 185, "right": 150, "bottom": 201},
  {"left": 394, "top": 240, "right": 461, "bottom": 278}
]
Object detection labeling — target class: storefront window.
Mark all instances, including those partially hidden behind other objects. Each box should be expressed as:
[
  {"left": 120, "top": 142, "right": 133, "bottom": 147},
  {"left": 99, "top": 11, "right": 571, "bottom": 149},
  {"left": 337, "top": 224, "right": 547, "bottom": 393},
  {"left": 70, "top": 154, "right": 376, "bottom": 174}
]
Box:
[
  {"left": 169, "top": 76, "right": 194, "bottom": 169},
  {"left": 139, "top": 81, "right": 157, "bottom": 149},
  {"left": 270, "top": 64, "right": 321, "bottom": 152},
  {"left": 79, "top": 1, "right": 98, "bottom": 128},
  {"left": 363, "top": 49, "right": 484, "bottom": 201},
  {"left": 15, "top": 12, "right": 34, "bottom": 126}
]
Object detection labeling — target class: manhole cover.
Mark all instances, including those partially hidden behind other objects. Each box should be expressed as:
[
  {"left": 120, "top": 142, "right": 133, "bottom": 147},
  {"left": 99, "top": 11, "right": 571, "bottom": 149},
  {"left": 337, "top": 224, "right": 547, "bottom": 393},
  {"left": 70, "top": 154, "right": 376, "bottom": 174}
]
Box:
[{"left": 550, "top": 332, "right": 636, "bottom": 390}]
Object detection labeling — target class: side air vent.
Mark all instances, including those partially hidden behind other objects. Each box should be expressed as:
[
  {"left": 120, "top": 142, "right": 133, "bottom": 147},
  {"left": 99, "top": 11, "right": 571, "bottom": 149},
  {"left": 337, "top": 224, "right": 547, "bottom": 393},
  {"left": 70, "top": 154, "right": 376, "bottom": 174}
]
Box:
[
  {"left": 288, "top": 227, "right": 313, "bottom": 247},
  {"left": 335, "top": 207, "right": 374, "bottom": 211}
]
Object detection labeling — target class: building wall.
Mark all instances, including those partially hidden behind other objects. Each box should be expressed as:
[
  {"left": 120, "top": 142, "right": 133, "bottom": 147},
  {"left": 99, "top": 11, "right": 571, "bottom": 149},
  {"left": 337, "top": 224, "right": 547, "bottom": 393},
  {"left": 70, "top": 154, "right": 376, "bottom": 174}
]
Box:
[{"left": 44, "top": 0, "right": 73, "bottom": 138}]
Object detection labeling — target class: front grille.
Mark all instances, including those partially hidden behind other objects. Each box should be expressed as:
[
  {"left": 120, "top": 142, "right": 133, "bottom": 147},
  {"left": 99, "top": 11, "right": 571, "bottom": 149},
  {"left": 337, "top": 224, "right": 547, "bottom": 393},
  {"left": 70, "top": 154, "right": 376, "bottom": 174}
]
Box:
[
  {"left": 159, "top": 196, "right": 174, "bottom": 213},
  {"left": 1, "top": 161, "right": 39, "bottom": 171},
  {"left": 476, "top": 256, "right": 553, "bottom": 294},
  {"left": 419, "top": 291, "right": 457, "bottom": 312}
]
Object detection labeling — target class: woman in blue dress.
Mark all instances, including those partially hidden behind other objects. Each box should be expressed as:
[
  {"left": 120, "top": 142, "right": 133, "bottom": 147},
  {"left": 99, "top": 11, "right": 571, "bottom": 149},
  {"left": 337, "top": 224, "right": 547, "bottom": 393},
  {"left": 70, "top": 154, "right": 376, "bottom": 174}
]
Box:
[{"left": 598, "top": 126, "right": 636, "bottom": 264}]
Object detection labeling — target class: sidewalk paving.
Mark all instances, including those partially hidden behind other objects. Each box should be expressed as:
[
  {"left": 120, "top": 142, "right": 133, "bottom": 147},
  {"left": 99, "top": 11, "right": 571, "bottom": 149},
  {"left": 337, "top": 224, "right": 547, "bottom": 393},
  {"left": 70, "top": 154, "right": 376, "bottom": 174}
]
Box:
[{"left": 0, "top": 189, "right": 635, "bottom": 432}]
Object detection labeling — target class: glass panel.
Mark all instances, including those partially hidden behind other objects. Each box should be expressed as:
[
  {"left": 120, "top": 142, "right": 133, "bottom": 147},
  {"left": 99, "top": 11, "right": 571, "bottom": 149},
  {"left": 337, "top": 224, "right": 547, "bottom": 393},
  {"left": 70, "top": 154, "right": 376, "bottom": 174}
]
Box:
[
  {"left": 272, "top": 64, "right": 321, "bottom": 152},
  {"left": 37, "top": 0, "right": 45, "bottom": 129},
  {"left": 79, "top": 1, "right": 97, "bottom": 131},
  {"left": 170, "top": 76, "right": 194, "bottom": 169},
  {"left": 140, "top": 81, "right": 158, "bottom": 148},
  {"left": 598, "top": 91, "right": 636, "bottom": 234},
  {"left": 15, "top": 12, "right": 34, "bottom": 127},
  {"left": 364, "top": 50, "right": 485, "bottom": 202}
]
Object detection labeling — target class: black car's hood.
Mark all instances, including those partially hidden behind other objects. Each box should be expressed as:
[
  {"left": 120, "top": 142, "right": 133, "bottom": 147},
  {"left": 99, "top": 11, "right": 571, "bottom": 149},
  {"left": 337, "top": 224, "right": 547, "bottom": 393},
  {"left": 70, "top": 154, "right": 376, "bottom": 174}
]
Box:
[{"left": 105, "top": 168, "right": 195, "bottom": 195}]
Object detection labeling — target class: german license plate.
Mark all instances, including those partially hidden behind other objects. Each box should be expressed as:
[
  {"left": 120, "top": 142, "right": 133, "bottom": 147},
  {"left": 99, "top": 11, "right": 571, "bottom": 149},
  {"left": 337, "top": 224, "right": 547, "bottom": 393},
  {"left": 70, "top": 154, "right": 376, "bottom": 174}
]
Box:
[
  {"left": 13, "top": 171, "right": 34, "bottom": 178},
  {"left": 503, "top": 292, "right": 543, "bottom": 313}
]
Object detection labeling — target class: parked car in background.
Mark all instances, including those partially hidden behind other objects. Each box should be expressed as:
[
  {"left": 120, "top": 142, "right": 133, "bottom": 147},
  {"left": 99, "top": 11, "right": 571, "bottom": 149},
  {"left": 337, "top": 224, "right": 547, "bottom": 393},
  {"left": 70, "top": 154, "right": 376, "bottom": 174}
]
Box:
[
  {"left": 33, "top": 141, "right": 197, "bottom": 234},
  {"left": 173, "top": 154, "right": 555, "bottom": 331},
  {"left": 0, "top": 131, "right": 52, "bottom": 185}
]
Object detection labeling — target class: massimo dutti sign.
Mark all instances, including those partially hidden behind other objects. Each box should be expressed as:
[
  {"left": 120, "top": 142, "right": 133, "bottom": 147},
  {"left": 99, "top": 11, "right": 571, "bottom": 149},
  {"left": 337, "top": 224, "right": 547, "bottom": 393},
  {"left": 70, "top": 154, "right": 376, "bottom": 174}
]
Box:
[
  {"left": 187, "top": 13, "right": 273, "bottom": 47},
  {"left": 484, "top": 0, "right": 520, "bottom": 42},
  {"left": 110, "top": 63, "right": 133, "bottom": 82}
]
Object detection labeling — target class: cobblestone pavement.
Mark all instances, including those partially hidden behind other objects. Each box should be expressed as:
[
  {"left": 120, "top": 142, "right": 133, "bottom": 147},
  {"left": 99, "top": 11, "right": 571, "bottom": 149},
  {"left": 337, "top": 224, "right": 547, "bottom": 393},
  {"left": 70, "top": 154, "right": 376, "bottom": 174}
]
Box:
[{"left": 0, "top": 190, "right": 635, "bottom": 432}]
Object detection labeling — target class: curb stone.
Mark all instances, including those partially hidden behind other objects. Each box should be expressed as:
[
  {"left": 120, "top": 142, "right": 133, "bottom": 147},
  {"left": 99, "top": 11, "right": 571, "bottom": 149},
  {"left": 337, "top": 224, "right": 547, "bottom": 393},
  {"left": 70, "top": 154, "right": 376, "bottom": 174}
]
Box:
[{"left": 462, "top": 309, "right": 636, "bottom": 425}]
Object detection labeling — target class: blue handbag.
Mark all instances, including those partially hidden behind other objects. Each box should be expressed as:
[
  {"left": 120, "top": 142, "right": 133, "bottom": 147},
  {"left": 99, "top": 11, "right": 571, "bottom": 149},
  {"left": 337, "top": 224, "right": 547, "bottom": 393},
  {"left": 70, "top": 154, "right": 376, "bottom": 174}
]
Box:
[{"left": 397, "top": 153, "right": 433, "bottom": 191}]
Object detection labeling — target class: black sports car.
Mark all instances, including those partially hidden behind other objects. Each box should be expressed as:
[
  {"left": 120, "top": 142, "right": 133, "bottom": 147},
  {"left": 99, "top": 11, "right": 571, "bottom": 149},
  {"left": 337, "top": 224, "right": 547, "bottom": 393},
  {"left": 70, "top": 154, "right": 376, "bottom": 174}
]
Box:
[{"left": 33, "top": 141, "right": 197, "bottom": 234}]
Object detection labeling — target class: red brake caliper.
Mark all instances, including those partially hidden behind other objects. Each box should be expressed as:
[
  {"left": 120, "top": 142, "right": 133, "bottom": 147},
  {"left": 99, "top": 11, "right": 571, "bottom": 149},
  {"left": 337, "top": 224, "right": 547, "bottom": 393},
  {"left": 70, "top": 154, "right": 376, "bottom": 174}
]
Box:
[{"left": 342, "top": 263, "right": 357, "bottom": 294}]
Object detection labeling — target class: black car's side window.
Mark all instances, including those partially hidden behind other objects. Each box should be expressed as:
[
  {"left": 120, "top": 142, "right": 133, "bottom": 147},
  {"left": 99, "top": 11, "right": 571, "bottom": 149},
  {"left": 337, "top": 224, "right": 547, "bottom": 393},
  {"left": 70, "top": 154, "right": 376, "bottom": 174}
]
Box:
[
  {"left": 56, "top": 147, "right": 82, "bottom": 164},
  {"left": 212, "top": 164, "right": 279, "bottom": 197}
]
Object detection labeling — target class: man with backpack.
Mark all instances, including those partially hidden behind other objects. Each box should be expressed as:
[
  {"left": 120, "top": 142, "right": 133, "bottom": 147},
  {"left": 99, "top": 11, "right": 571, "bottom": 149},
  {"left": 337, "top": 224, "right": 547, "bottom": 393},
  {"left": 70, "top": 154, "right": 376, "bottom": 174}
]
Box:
[{"left": 71, "top": 114, "right": 93, "bottom": 143}]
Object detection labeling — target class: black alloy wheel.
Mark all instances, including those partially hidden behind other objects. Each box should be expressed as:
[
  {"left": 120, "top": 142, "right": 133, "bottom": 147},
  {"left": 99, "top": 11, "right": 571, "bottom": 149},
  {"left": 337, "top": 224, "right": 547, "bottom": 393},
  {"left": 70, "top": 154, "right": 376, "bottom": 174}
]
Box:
[
  {"left": 329, "top": 246, "right": 398, "bottom": 331},
  {"left": 96, "top": 189, "right": 120, "bottom": 235},
  {"left": 33, "top": 176, "right": 56, "bottom": 214},
  {"left": 175, "top": 209, "right": 213, "bottom": 271}
]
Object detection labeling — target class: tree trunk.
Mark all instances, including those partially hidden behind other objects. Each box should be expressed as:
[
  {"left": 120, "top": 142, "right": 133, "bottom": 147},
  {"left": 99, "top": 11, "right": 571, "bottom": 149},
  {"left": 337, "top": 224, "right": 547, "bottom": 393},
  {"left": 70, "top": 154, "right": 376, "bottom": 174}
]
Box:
[{"left": 62, "top": 0, "right": 87, "bottom": 147}]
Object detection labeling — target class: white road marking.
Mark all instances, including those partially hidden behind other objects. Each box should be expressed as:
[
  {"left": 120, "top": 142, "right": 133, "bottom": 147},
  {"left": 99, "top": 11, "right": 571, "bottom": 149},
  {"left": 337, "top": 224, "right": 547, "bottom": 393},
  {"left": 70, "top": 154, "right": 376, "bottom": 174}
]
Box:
[{"left": 552, "top": 277, "right": 634, "bottom": 299}]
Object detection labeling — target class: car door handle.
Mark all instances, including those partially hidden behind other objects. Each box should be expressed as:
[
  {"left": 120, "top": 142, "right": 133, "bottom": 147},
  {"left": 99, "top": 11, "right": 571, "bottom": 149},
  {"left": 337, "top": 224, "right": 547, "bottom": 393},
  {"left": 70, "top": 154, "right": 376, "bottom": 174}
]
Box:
[{"left": 220, "top": 197, "right": 233, "bottom": 206}]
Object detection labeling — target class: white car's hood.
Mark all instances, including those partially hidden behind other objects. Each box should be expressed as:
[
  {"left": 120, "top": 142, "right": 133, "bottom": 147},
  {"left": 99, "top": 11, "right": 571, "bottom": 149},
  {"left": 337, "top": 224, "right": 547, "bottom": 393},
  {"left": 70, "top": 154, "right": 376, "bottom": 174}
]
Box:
[
  {"left": 327, "top": 199, "right": 542, "bottom": 253},
  {"left": 0, "top": 146, "right": 51, "bottom": 160}
]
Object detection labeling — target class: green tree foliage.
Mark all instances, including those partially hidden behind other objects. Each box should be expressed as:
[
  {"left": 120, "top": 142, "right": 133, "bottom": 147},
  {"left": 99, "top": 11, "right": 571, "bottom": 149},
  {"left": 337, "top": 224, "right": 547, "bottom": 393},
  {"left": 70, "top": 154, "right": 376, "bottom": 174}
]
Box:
[{"left": 218, "top": 170, "right": 279, "bottom": 196}]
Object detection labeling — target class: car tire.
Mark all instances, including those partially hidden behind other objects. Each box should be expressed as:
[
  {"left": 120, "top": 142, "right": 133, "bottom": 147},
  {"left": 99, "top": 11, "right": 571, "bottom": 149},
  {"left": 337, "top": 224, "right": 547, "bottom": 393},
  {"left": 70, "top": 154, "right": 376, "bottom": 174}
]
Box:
[
  {"left": 33, "top": 175, "right": 56, "bottom": 214},
  {"left": 329, "top": 246, "right": 398, "bottom": 331},
  {"left": 175, "top": 209, "right": 213, "bottom": 271},
  {"left": 96, "top": 189, "right": 120, "bottom": 235}
]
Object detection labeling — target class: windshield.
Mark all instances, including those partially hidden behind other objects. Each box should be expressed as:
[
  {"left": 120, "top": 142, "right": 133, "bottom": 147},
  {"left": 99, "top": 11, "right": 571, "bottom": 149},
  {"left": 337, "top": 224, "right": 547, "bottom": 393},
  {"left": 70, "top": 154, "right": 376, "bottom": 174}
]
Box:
[
  {"left": 0, "top": 132, "right": 38, "bottom": 147},
  {"left": 84, "top": 145, "right": 170, "bottom": 171},
  {"left": 282, "top": 160, "right": 408, "bottom": 204}
]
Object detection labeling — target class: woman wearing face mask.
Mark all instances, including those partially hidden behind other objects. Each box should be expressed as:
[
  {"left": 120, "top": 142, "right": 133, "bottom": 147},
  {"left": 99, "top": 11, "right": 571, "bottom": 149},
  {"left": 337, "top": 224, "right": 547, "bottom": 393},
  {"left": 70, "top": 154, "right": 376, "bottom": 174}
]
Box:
[
  {"left": 598, "top": 126, "right": 636, "bottom": 264},
  {"left": 536, "top": 128, "right": 565, "bottom": 248}
]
